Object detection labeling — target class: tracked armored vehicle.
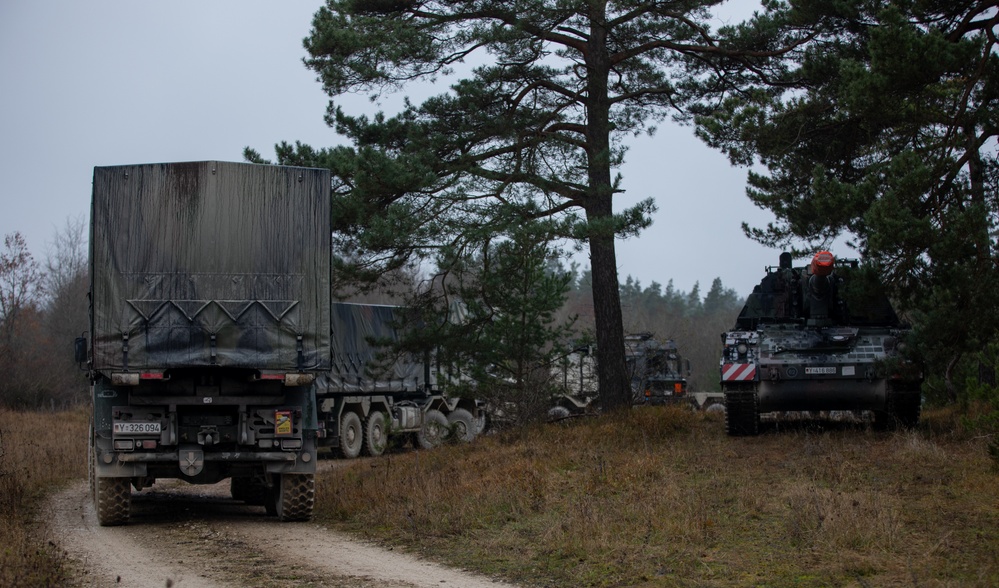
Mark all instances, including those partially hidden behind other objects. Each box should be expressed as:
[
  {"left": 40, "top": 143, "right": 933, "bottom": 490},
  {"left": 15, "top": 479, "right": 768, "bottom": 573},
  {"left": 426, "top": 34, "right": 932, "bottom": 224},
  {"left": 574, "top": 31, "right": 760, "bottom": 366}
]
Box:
[{"left": 720, "top": 252, "right": 922, "bottom": 435}]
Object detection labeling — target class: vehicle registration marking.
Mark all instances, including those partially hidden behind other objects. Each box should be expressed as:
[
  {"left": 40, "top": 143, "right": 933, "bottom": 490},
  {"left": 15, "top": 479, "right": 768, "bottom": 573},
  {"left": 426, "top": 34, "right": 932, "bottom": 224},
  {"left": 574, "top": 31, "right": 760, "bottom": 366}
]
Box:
[
  {"left": 113, "top": 421, "right": 161, "bottom": 434},
  {"left": 805, "top": 367, "right": 837, "bottom": 375}
]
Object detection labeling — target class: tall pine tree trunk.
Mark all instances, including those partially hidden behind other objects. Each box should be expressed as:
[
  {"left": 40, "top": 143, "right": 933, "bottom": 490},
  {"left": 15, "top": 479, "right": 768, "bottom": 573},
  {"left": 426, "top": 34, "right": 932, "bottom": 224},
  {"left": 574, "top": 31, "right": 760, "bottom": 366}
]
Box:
[{"left": 584, "top": 2, "right": 630, "bottom": 412}]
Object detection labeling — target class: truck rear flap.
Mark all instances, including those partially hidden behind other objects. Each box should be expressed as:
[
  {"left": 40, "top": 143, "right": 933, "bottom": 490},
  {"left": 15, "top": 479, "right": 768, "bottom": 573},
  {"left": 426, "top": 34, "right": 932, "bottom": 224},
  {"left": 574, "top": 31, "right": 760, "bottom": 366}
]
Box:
[{"left": 89, "top": 161, "right": 331, "bottom": 373}]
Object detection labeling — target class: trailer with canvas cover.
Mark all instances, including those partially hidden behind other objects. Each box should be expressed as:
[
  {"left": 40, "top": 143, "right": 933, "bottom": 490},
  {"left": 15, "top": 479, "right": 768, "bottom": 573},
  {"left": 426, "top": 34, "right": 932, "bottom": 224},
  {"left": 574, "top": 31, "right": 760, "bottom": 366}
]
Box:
[{"left": 317, "top": 302, "right": 484, "bottom": 457}]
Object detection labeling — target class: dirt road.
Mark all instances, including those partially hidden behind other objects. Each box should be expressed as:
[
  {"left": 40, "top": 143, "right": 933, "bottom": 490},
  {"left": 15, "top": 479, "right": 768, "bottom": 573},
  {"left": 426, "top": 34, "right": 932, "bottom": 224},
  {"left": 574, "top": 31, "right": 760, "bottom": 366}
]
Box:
[{"left": 45, "top": 479, "right": 517, "bottom": 588}]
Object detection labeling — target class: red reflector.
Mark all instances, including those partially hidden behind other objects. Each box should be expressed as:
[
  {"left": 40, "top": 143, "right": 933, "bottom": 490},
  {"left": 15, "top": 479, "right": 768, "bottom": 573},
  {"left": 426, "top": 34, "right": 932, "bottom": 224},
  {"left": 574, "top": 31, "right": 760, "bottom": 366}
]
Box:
[
  {"left": 259, "top": 374, "right": 285, "bottom": 381},
  {"left": 140, "top": 372, "right": 165, "bottom": 380},
  {"left": 811, "top": 251, "right": 835, "bottom": 276}
]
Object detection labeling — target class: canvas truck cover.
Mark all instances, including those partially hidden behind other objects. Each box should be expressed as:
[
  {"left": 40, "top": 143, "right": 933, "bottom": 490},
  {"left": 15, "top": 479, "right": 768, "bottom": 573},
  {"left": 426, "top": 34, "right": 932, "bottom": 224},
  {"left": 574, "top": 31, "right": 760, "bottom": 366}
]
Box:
[
  {"left": 89, "top": 161, "right": 331, "bottom": 372},
  {"left": 317, "top": 302, "right": 429, "bottom": 394}
]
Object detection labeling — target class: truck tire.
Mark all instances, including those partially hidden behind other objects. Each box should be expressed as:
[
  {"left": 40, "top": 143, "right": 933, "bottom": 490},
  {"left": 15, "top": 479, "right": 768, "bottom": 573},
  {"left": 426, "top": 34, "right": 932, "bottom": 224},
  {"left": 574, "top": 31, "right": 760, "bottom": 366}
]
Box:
[
  {"left": 447, "top": 408, "right": 477, "bottom": 443},
  {"left": 95, "top": 476, "right": 131, "bottom": 526},
  {"left": 416, "top": 409, "right": 449, "bottom": 450},
  {"left": 274, "top": 473, "right": 315, "bottom": 522},
  {"left": 363, "top": 411, "right": 388, "bottom": 457},
  {"left": 338, "top": 411, "right": 363, "bottom": 459}
]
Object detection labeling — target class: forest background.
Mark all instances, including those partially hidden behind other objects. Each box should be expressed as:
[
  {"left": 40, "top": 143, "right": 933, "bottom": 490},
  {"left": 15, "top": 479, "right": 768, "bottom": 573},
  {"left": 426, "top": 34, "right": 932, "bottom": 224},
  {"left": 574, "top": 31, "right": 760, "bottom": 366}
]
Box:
[{"left": 0, "top": 218, "right": 742, "bottom": 411}]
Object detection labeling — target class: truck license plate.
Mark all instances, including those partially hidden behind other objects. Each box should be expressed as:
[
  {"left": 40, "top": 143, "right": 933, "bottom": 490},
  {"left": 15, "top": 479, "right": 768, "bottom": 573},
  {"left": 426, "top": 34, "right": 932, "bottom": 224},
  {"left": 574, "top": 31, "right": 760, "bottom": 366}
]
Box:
[
  {"left": 113, "top": 421, "right": 161, "bottom": 434},
  {"left": 805, "top": 367, "right": 837, "bottom": 375}
]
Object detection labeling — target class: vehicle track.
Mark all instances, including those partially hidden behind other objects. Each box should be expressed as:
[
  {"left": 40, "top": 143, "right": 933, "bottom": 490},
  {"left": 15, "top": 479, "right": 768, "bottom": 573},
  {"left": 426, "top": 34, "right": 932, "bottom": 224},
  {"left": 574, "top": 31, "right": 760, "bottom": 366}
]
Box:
[{"left": 45, "top": 479, "right": 516, "bottom": 588}]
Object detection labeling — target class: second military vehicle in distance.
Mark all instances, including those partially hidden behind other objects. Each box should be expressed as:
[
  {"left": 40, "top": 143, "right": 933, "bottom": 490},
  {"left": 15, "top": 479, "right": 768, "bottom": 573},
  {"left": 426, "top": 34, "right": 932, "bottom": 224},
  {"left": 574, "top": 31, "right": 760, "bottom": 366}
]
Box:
[
  {"left": 720, "top": 251, "right": 922, "bottom": 436},
  {"left": 625, "top": 333, "right": 690, "bottom": 406}
]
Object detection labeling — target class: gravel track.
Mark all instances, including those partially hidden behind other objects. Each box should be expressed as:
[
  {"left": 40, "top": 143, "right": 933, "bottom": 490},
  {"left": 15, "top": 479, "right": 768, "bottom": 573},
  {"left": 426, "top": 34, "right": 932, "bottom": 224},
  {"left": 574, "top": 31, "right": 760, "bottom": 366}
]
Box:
[{"left": 45, "top": 478, "right": 516, "bottom": 588}]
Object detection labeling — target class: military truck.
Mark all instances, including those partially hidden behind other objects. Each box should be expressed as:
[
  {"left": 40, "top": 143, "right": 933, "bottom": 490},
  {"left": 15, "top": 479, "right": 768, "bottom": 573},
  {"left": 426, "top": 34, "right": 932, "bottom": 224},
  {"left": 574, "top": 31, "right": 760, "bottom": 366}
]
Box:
[
  {"left": 549, "top": 333, "right": 713, "bottom": 418},
  {"left": 625, "top": 333, "right": 690, "bottom": 406},
  {"left": 720, "top": 251, "right": 922, "bottom": 436},
  {"left": 317, "top": 302, "right": 484, "bottom": 457},
  {"left": 80, "top": 161, "right": 330, "bottom": 525},
  {"left": 549, "top": 343, "right": 600, "bottom": 419}
]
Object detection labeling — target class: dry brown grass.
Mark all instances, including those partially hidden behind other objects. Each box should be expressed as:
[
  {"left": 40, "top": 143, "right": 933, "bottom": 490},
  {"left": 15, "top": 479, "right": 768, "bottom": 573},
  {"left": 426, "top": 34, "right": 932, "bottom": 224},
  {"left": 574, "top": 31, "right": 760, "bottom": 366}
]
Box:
[
  {"left": 0, "top": 407, "right": 88, "bottom": 587},
  {"left": 316, "top": 407, "right": 999, "bottom": 587},
  {"left": 2, "top": 404, "right": 995, "bottom": 587}
]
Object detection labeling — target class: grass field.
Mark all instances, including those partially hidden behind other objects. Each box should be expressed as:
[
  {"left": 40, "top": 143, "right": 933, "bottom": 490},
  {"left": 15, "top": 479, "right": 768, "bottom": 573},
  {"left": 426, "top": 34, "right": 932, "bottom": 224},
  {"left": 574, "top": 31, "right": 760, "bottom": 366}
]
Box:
[
  {"left": 2, "top": 405, "right": 996, "bottom": 587},
  {"left": 0, "top": 407, "right": 87, "bottom": 587},
  {"left": 315, "top": 407, "right": 999, "bottom": 587}
]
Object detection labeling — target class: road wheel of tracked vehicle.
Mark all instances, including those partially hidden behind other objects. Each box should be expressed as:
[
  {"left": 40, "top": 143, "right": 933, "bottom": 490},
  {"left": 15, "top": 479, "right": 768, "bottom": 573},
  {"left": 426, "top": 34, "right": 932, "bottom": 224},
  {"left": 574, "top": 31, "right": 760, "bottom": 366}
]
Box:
[
  {"left": 230, "top": 476, "right": 270, "bottom": 506},
  {"left": 272, "top": 473, "right": 315, "bottom": 522},
  {"left": 363, "top": 411, "right": 388, "bottom": 457},
  {"left": 416, "top": 409, "right": 449, "bottom": 449},
  {"left": 724, "top": 389, "right": 760, "bottom": 436},
  {"left": 447, "top": 408, "right": 477, "bottom": 443},
  {"left": 94, "top": 475, "right": 131, "bottom": 526},
  {"left": 338, "top": 411, "right": 363, "bottom": 459}
]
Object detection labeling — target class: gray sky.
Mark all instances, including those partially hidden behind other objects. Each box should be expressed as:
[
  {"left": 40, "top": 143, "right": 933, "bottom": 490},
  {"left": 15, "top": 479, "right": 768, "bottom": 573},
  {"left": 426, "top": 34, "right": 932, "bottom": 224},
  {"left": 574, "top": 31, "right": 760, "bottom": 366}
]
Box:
[{"left": 0, "top": 1, "right": 796, "bottom": 297}]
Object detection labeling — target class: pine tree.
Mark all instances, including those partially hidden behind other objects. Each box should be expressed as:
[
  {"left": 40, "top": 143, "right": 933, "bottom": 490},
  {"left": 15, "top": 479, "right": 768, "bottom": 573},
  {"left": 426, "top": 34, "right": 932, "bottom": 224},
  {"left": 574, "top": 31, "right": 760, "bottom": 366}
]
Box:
[{"left": 252, "top": 0, "right": 808, "bottom": 411}]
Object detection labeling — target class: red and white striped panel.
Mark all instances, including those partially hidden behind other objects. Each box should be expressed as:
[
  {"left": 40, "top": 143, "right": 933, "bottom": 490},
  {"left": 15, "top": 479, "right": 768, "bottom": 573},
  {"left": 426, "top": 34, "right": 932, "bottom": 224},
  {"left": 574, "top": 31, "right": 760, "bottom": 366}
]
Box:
[{"left": 721, "top": 363, "right": 757, "bottom": 382}]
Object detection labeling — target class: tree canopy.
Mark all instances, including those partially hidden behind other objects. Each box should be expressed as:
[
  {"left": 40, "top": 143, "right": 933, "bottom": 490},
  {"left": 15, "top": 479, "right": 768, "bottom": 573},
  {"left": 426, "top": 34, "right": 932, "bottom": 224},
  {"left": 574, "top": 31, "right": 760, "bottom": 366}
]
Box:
[
  {"left": 690, "top": 0, "right": 999, "bottom": 399},
  {"left": 249, "top": 0, "right": 807, "bottom": 410}
]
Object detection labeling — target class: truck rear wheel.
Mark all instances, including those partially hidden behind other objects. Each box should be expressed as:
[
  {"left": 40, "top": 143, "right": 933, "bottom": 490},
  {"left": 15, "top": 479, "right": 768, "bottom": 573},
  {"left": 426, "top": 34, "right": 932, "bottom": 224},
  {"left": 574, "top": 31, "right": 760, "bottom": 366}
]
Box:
[
  {"left": 273, "top": 473, "right": 315, "bottom": 522},
  {"left": 95, "top": 476, "right": 131, "bottom": 526},
  {"left": 447, "top": 408, "right": 477, "bottom": 443},
  {"left": 338, "top": 411, "right": 363, "bottom": 459},
  {"left": 416, "top": 409, "right": 449, "bottom": 449},
  {"left": 363, "top": 411, "right": 387, "bottom": 457}
]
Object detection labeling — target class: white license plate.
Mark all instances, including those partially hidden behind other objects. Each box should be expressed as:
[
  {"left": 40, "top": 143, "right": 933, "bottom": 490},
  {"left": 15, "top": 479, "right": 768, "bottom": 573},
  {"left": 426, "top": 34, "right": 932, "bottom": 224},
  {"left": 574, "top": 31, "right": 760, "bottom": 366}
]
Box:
[
  {"left": 113, "top": 421, "right": 161, "bottom": 434},
  {"left": 805, "top": 367, "right": 837, "bottom": 375}
]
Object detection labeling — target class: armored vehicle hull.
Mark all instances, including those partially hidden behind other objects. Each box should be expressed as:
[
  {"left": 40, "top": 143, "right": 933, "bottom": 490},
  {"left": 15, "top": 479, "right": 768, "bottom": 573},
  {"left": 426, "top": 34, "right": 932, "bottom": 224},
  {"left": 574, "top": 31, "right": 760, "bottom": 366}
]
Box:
[{"left": 720, "top": 252, "right": 921, "bottom": 435}]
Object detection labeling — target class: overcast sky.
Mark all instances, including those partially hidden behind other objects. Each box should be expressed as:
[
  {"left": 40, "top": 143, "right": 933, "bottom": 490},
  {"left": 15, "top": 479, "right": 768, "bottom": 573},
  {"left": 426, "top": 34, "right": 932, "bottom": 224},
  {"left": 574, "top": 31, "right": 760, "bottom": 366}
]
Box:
[{"left": 0, "top": 1, "right": 806, "bottom": 298}]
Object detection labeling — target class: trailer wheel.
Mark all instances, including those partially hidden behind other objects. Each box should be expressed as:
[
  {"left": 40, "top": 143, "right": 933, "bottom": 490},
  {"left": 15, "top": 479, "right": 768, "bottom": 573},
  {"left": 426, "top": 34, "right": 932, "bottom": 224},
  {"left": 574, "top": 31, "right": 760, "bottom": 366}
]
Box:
[
  {"left": 273, "top": 473, "right": 315, "bottom": 522},
  {"left": 338, "top": 411, "right": 363, "bottom": 459},
  {"left": 447, "top": 408, "right": 477, "bottom": 443},
  {"left": 704, "top": 401, "right": 726, "bottom": 414},
  {"left": 547, "top": 405, "right": 572, "bottom": 422},
  {"left": 95, "top": 476, "right": 131, "bottom": 526},
  {"left": 416, "top": 409, "right": 449, "bottom": 449},
  {"left": 363, "top": 411, "right": 388, "bottom": 457}
]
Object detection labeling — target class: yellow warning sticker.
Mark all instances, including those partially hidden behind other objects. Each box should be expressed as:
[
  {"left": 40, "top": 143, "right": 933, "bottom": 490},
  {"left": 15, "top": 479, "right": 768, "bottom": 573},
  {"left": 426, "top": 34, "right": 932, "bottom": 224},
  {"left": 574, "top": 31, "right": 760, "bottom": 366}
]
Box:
[{"left": 275, "top": 410, "right": 293, "bottom": 436}]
